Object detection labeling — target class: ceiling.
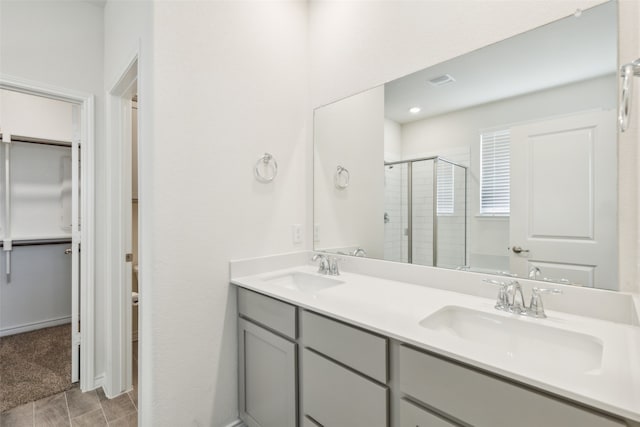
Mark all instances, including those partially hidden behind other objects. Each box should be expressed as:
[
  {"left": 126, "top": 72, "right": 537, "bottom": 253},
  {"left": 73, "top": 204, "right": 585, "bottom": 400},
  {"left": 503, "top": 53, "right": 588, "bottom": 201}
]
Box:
[{"left": 384, "top": 1, "right": 617, "bottom": 124}]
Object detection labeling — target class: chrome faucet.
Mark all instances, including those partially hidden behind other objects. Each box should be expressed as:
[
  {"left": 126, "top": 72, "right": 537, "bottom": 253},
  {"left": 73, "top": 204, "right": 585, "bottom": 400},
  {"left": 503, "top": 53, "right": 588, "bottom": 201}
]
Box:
[
  {"left": 352, "top": 247, "right": 367, "bottom": 257},
  {"left": 312, "top": 253, "right": 330, "bottom": 274},
  {"left": 311, "top": 253, "right": 340, "bottom": 276},
  {"left": 508, "top": 281, "right": 526, "bottom": 314},
  {"left": 483, "top": 279, "right": 562, "bottom": 318},
  {"left": 528, "top": 266, "right": 541, "bottom": 280}
]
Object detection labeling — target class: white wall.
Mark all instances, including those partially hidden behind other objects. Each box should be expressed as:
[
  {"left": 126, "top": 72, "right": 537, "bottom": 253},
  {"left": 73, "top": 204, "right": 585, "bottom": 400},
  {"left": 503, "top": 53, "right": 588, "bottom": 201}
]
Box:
[
  {"left": 0, "top": 90, "right": 73, "bottom": 141},
  {"left": 147, "top": 2, "right": 308, "bottom": 425},
  {"left": 315, "top": 86, "right": 385, "bottom": 258},
  {"left": 383, "top": 119, "right": 405, "bottom": 262},
  {"left": 384, "top": 118, "right": 402, "bottom": 161},
  {"left": 618, "top": 0, "right": 640, "bottom": 294},
  {"left": 0, "top": 90, "right": 74, "bottom": 239},
  {"left": 0, "top": 0, "right": 106, "bottom": 377}
]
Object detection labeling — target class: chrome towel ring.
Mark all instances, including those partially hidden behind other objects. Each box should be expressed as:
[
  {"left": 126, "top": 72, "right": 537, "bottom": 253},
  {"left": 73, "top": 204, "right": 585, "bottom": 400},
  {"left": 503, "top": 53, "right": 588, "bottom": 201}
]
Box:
[
  {"left": 255, "top": 152, "right": 278, "bottom": 182},
  {"left": 334, "top": 165, "right": 350, "bottom": 189},
  {"left": 619, "top": 59, "right": 640, "bottom": 132}
]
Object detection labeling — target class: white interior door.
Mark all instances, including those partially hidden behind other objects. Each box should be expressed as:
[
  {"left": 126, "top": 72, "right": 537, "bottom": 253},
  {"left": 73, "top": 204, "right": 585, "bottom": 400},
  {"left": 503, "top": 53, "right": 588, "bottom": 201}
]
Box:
[
  {"left": 71, "top": 105, "right": 81, "bottom": 383},
  {"left": 123, "top": 98, "right": 133, "bottom": 390},
  {"left": 509, "top": 110, "right": 617, "bottom": 289}
]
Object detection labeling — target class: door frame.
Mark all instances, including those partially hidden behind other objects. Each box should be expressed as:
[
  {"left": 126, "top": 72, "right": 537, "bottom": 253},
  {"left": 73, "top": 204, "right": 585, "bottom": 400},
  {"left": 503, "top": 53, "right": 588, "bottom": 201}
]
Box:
[
  {"left": 105, "top": 54, "right": 138, "bottom": 398},
  {"left": 0, "top": 73, "right": 96, "bottom": 391}
]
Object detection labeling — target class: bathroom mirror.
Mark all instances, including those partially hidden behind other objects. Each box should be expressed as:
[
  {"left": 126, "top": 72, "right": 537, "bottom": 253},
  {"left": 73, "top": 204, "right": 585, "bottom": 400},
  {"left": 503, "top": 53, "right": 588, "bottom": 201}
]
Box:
[{"left": 313, "top": 1, "right": 619, "bottom": 290}]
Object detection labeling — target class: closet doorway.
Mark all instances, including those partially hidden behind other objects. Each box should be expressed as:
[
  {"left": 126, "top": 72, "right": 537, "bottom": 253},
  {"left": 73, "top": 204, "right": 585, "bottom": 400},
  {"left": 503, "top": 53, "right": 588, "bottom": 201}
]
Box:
[{"left": 0, "top": 77, "right": 95, "bottom": 409}]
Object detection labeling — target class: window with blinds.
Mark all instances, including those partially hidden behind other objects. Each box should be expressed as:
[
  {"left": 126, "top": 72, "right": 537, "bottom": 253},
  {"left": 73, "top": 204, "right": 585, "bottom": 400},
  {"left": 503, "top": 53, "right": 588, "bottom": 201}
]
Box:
[
  {"left": 480, "top": 129, "right": 510, "bottom": 215},
  {"left": 437, "top": 162, "right": 454, "bottom": 216}
]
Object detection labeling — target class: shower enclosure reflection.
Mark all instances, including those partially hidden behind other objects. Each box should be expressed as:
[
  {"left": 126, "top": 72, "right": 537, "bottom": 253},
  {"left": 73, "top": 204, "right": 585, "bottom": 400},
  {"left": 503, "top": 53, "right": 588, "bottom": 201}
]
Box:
[{"left": 383, "top": 157, "right": 466, "bottom": 268}]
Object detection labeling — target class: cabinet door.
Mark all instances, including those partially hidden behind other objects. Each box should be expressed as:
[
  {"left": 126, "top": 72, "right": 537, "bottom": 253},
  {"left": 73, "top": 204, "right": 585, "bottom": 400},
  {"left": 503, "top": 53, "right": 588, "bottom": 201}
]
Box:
[{"left": 239, "top": 318, "right": 297, "bottom": 427}]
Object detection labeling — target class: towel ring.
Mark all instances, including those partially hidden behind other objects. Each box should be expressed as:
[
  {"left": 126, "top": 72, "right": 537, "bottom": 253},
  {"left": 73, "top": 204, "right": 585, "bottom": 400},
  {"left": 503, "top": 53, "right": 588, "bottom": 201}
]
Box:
[
  {"left": 619, "top": 59, "right": 640, "bottom": 132},
  {"left": 334, "top": 165, "right": 350, "bottom": 189},
  {"left": 255, "top": 153, "right": 278, "bottom": 182}
]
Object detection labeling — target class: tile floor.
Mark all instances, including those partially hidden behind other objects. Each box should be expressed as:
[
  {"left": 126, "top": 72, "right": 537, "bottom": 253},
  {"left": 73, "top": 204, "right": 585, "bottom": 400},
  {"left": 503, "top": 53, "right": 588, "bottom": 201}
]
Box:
[{"left": 1, "top": 345, "right": 138, "bottom": 427}]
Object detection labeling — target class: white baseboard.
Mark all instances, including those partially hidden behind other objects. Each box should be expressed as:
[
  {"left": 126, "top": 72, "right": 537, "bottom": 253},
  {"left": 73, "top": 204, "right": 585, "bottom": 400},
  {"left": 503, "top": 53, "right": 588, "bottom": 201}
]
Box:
[
  {"left": 222, "top": 419, "right": 245, "bottom": 427},
  {"left": 93, "top": 373, "right": 105, "bottom": 389},
  {"left": 0, "top": 316, "right": 71, "bottom": 337}
]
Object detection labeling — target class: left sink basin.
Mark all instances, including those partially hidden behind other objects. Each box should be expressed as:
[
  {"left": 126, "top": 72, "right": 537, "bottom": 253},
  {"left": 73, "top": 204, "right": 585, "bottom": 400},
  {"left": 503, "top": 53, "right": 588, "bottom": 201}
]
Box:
[{"left": 262, "top": 271, "right": 344, "bottom": 293}]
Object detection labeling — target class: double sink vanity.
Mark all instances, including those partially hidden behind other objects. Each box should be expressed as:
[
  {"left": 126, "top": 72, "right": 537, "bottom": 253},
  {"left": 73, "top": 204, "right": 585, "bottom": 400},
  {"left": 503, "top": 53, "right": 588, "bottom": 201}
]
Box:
[{"left": 230, "top": 252, "right": 640, "bottom": 427}]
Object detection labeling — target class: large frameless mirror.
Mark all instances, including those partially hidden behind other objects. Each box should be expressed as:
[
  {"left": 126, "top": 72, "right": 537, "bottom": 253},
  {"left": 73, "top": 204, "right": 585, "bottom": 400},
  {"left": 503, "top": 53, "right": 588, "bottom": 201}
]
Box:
[{"left": 313, "top": 1, "right": 619, "bottom": 290}]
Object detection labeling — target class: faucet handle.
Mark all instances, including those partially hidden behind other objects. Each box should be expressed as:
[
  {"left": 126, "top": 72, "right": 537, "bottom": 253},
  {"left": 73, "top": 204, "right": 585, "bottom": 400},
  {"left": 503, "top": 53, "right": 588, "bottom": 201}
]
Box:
[
  {"left": 528, "top": 287, "right": 562, "bottom": 318},
  {"left": 328, "top": 257, "right": 340, "bottom": 276},
  {"left": 483, "top": 279, "right": 512, "bottom": 310}
]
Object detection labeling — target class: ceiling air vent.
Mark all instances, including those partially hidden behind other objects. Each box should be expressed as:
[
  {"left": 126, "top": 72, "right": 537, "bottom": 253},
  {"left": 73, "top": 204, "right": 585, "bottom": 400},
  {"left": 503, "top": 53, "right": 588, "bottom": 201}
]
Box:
[{"left": 428, "top": 74, "right": 455, "bottom": 87}]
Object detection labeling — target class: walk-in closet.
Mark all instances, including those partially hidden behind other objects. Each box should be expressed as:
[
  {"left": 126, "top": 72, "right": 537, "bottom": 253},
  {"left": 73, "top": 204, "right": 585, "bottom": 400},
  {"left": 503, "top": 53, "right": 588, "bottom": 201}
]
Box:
[{"left": 0, "top": 89, "right": 79, "bottom": 411}]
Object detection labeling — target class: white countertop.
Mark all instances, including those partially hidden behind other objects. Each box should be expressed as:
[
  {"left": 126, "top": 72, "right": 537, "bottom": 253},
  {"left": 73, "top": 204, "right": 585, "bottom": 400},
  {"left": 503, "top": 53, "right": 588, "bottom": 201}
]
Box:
[{"left": 231, "top": 263, "right": 640, "bottom": 422}]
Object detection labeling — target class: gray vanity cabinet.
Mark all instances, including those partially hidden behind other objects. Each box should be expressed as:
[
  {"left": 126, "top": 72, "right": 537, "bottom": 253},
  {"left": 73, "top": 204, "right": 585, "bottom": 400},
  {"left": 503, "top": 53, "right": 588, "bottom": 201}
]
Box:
[
  {"left": 236, "top": 287, "right": 632, "bottom": 427},
  {"left": 398, "top": 344, "right": 627, "bottom": 427},
  {"left": 238, "top": 289, "right": 298, "bottom": 427}
]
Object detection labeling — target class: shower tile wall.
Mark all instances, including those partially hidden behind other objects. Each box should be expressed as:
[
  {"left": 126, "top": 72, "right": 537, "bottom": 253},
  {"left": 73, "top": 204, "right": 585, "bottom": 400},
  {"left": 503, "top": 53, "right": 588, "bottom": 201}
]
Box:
[
  {"left": 411, "top": 161, "right": 434, "bottom": 266},
  {"left": 384, "top": 165, "right": 407, "bottom": 262}
]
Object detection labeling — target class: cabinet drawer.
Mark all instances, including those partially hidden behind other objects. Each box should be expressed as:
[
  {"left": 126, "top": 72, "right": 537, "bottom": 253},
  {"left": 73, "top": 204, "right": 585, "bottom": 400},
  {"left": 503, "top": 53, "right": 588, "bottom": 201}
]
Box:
[
  {"left": 399, "top": 398, "right": 458, "bottom": 427},
  {"left": 399, "top": 345, "right": 625, "bottom": 427},
  {"left": 303, "top": 349, "right": 388, "bottom": 427},
  {"left": 302, "top": 310, "right": 388, "bottom": 383},
  {"left": 238, "top": 288, "right": 296, "bottom": 339}
]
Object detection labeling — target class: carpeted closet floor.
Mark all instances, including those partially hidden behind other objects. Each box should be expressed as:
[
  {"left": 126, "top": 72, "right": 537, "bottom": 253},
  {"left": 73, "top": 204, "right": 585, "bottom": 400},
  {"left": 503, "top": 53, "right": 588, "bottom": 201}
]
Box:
[{"left": 0, "top": 324, "right": 72, "bottom": 413}]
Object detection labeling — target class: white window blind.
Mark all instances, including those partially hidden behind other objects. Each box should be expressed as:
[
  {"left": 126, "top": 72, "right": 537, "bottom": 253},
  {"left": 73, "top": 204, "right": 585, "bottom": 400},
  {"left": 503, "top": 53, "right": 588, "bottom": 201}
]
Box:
[
  {"left": 437, "top": 162, "right": 454, "bottom": 216},
  {"left": 480, "top": 129, "right": 510, "bottom": 215}
]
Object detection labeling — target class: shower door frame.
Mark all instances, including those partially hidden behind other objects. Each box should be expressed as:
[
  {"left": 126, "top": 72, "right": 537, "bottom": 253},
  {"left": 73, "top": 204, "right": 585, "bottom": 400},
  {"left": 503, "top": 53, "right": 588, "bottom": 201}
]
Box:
[
  {"left": 0, "top": 74, "right": 96, "bottom": 392},
  {"left": 385, "top": 156, "right": 468, "bottom": 267}
]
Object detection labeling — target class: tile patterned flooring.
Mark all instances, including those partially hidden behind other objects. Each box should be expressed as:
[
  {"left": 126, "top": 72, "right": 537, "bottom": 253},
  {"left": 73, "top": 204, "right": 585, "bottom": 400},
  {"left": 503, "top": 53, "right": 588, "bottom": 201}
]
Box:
[{"left": 1, "top": 346, "right": 138, "bottom": 427}]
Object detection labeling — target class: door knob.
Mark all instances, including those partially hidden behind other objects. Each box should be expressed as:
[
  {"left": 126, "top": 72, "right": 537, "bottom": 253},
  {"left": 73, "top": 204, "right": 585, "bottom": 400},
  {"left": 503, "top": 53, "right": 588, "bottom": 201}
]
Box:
[{"left": 511, "top": 246, "right": 529, "bottom": 254}]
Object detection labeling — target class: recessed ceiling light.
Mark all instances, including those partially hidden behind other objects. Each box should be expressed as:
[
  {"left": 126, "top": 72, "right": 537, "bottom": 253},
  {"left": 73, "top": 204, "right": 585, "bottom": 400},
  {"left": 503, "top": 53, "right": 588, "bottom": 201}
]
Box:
[{"left": 409, "top": 107, "right": 421, "bottom": 114}]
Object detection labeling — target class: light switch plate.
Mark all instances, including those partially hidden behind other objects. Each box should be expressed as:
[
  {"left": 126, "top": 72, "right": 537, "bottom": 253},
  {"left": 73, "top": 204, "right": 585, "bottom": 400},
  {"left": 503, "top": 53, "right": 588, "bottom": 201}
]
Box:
[{"left": 292, "top": 224, "right": 302, "bottom": 244}]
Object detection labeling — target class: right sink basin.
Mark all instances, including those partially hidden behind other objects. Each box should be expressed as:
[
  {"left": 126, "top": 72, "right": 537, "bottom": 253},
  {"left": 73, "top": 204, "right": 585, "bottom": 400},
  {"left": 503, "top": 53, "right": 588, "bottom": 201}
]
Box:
[{"left": 419, "top": 306, "right": 603, "bottom": 375}]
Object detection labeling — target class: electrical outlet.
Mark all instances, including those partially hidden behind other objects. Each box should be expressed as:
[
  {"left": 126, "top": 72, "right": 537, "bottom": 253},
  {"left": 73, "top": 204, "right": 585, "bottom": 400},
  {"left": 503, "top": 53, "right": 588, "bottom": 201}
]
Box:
[{"left": 292, "top": 224, "right": 302, "bottom": 244}]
